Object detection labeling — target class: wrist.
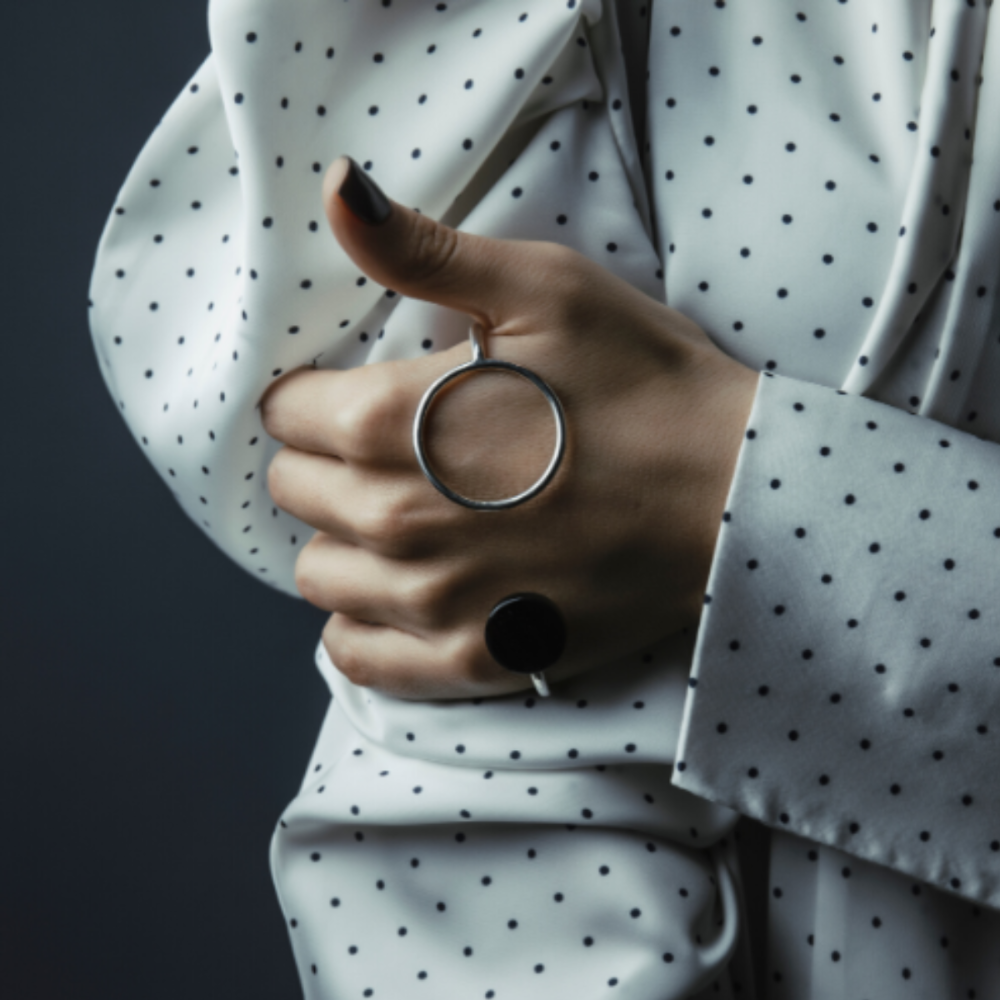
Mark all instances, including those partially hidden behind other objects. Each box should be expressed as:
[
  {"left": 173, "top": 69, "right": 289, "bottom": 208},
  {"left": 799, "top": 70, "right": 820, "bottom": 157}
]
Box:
[{"left": 668, "top": 347, "right": 759, "bottom": 627}]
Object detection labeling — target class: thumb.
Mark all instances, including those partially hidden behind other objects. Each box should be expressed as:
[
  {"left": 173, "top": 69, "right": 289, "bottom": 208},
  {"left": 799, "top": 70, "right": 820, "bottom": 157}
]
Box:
[{"left": 322, "top": 155, "right": 550, "bottom": 332}]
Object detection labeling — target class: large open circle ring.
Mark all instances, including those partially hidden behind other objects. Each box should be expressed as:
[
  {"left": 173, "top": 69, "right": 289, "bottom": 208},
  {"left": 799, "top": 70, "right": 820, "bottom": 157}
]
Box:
[{"left": 412, "top": 323, "right": 567, "bottom": 510}]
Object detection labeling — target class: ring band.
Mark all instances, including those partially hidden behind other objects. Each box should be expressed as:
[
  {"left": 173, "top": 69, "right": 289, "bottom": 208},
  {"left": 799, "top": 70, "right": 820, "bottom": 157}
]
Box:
[
  {"left": 412, "top": 323, "right": 567, "bottom": 510},
  {"left": 413, "top": 331, "right": 568, "bottom": 698},
  {"left": 531, "top": 672, "right": 551, "bottom": 697}
]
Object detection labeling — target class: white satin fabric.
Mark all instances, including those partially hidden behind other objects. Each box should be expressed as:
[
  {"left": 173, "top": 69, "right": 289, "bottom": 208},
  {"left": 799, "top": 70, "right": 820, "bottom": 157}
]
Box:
[{"left": 89, "top": 1, "right": 1000, "bottom": 997}]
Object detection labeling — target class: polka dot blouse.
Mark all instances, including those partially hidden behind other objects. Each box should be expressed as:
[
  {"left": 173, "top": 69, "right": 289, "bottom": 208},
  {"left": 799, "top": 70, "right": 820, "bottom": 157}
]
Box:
[{"left": 88, "top": 1, "right": 1000, "bottom": 997}]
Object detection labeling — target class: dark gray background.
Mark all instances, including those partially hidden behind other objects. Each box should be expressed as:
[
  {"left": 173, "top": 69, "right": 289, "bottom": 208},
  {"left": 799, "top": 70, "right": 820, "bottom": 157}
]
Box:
[{"left": 2, "top": 3, "right": 329, "bottom": 996}]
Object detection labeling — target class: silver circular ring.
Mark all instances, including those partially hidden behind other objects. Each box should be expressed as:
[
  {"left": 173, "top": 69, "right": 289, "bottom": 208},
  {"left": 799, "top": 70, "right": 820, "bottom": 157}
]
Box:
[{"left": 412, "top": 324, "right": 567, "bottom": 511}]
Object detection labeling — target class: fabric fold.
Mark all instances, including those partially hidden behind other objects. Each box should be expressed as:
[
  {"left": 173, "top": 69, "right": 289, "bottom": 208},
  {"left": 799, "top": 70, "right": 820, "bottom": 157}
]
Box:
[
  {"left": 842, "top": 0, "right": 988, "bottom": 397},
  {"left": 88, "top": 0, "right": 661, "bottom": 598}
]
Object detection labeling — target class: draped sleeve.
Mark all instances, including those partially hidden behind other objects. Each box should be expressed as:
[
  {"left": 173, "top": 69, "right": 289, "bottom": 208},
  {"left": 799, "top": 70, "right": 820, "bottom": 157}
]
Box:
[{"left": 87, "top": 0, "right": 658, "bottom": 599}]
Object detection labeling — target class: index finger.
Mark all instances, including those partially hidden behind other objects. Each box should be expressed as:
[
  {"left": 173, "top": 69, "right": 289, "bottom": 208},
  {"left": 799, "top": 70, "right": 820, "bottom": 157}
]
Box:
[{"left": 259, "top": 347, "right": 464, "bottom": 465}]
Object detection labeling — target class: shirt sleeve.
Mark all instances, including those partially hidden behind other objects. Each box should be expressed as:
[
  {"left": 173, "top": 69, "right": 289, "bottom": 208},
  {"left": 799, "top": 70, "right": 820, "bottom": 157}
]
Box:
[
  {"left": 672, "top": 369, "right": 1000, "bottom": 909},
  {"left": 85, "top": 0, "right": 658, "bottom": 602}
]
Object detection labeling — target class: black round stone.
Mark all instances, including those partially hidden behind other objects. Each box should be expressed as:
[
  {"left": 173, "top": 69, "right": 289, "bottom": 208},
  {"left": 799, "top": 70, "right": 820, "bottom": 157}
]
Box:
[{"left": 485, "top": 593, "right": 566, "bottom": 673}]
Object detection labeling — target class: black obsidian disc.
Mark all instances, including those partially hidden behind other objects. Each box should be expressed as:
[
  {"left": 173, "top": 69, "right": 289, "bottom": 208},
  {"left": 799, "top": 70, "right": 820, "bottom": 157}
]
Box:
[{"left": 484, "top": 593, "right": 567, "bottom": 674}]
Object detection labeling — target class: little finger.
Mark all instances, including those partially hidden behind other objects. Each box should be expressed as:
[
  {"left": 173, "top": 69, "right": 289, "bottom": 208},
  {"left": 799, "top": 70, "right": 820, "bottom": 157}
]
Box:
[{"left": 322, "top": 613, "right": 531, "bottom": 701}]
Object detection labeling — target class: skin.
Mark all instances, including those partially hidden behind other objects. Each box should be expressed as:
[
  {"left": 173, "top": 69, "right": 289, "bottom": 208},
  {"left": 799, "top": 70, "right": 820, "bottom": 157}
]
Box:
[{"left": 259, "top": 156, "right": 759, "bottom": 701}]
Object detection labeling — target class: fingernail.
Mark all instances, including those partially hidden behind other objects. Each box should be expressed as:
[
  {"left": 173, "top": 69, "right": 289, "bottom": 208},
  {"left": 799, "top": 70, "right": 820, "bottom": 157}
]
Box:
[{"left": 338, "top": 156, "right": 392, "bottom": 226}]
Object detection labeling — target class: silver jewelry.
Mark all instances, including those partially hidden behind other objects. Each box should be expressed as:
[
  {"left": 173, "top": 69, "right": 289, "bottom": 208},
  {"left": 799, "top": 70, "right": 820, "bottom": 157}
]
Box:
[
  {"left": 413, "top": 327, "right": 568, "bottom": 697},
  {"left": 412, "top": 323, "right": 567, "bottom": 510}
]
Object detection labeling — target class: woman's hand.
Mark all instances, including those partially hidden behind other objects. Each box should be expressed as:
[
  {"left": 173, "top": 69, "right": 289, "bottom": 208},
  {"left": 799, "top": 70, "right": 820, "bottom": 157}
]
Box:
[{"left": 260, "top": 157, "right": 758, "bottom": 701}]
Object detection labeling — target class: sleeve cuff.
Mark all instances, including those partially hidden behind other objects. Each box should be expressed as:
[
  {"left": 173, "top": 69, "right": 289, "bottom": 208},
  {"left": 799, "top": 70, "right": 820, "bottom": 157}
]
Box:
[{"left": 672, "top": 371, "right": 1000, "bottom": 909}]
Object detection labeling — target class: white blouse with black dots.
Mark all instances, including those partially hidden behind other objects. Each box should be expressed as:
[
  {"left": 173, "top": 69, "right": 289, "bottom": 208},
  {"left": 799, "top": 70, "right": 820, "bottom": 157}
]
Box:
[{"left": 88, "top": 1, "right": 1000, "bottom": 997}]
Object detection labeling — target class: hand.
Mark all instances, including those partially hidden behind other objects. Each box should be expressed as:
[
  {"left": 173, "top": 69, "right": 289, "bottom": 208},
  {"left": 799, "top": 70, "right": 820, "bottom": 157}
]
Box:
[{"left": 260, "top": 157, "right": 758, "bottom": 701}]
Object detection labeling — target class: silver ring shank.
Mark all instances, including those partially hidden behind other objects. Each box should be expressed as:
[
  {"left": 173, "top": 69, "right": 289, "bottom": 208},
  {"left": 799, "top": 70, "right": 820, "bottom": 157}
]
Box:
[{"left": 531, "top": 672, "right": 551, "bottom": 697}]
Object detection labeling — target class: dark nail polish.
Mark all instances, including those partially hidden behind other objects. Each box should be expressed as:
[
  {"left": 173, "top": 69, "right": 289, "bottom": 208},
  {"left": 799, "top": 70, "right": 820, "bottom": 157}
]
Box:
[{"left": 338, "top": 157, "right": 392, "bottom": 225}]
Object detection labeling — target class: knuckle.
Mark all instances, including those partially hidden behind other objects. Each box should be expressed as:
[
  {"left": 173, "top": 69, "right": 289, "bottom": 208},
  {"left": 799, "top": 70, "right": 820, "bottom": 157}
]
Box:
[
  {"left": 398, "top": 571, "right": 453, "bottom": 623},
  {"left": 260, "top": 390, "right": 282, "bottom": 439},
  {"left": 408, "top": 216, "right": 461, "bottom": 289},
  {"left": 266, "top": 448, "right": 292, "bottom": 509},
  {"left": 334, "top": 399, "right": 382, "bottom": 457},
  {"left": 260, "top": 369, "right": 306, "bottom": 441},
  {"left": 534, "top": 239, "right": 582, "bottom": 272},
  {"left": 335, "top": 371, "right": 403, "bottom": 460},
  {"left": 293, "top": 541, "right": 325, "bottom": 607},
  {"left": 355, "top": 494, "right": 419, "bottom": 554},
  {"left": 531, "top": 242, "right": 596, "bottom": 319},
  {"left": 323, "top": 618, "right": 373, "bottom": 688},
  {"left": 534, "top": 240, "right": 585, "bottom": 285},
  {"left": 449, "top": 633, "right": 498, "bottom": 686}
]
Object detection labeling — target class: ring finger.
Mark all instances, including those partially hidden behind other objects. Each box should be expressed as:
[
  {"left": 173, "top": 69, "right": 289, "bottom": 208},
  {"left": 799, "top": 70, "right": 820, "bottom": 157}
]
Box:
[{"left": 295, "top": 531, "right": 467, "bottom": 634}]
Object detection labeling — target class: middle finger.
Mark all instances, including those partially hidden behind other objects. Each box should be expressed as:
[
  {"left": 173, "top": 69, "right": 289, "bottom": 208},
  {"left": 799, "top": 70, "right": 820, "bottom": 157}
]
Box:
[
  {"left": 296, "top": 532, "right": 471, "bottom": 634},
  {"left": 268, "top": 444, "right": 445, "bottom": 558}
]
